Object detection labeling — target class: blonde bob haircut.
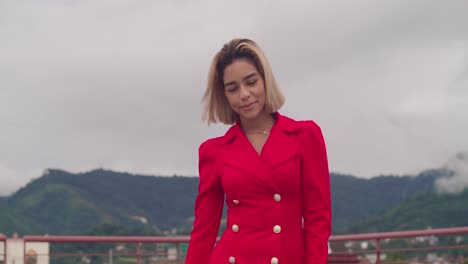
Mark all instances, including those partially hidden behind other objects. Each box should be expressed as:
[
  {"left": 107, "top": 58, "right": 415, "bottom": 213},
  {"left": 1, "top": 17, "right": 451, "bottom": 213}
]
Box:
[{"left": 202, "top": 38, "right": 285, "bottom": 125}]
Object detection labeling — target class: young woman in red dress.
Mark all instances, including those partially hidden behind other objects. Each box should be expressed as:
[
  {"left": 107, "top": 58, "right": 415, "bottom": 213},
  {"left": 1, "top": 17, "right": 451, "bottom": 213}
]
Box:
[{"left": 186, "top": 38, "right": 331, "bottom": 264}]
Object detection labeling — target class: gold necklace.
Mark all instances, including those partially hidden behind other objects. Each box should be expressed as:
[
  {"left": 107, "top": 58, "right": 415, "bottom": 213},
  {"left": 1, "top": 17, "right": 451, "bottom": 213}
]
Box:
[
  {"left": 243, "top": 115, "right": 275, "bottom": 135},
  {"left": 245, "top": 129, "right": 270, "bottom": 135}
]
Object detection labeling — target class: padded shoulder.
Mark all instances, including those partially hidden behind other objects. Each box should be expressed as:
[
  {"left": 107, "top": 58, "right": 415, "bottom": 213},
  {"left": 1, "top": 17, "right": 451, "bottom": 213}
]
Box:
[{"left": 198, "top": 137, "right": 222, "bottom": 158}]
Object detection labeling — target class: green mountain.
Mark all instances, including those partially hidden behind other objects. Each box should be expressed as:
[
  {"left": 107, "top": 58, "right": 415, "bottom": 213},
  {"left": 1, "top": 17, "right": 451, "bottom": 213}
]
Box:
[
  {"left": 0, "top": 169, "right": 198, "bottom": 236},
  {"left": 0, "top": 167, "right": 459, "bottom": 236},
  {"left": 330, "top": 169, "right": 445, "bottom": 232},
  {"left": 347, "top": 188, "right": 468, "bottom": 233}
]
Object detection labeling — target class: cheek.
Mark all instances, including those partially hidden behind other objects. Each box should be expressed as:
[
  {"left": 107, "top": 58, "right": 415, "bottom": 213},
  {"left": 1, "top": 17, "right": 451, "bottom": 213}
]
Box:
[
  {"left": 225, "top": 94, "right": 239, "bottom": 109},
  {"left": 255, "top": 82, "right": 266, "bottom": 98}
]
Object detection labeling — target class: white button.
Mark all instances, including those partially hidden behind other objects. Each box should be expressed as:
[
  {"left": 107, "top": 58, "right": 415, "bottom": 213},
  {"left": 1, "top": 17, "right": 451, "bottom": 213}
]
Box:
[
  {"left": 233, "top": 199, "right": 240, "bottom": 204},
  {"left": 229, "top": 256, "right": 236, "bottom": 264},
  {"left": 273, "top": 225, "right": 281, "bottom": 234},
  {"left": 271, "top": 257, "right": 279, "bottom": 264},
  {"left": 273, "top": 194, "right": 281, "bottom": 202},
  {"left": 232, "top": 224, "right": 239, "bottom": 232}
]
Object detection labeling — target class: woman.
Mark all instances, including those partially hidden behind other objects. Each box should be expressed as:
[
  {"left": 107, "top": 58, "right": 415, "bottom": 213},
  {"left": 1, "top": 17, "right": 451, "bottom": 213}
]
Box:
[{"left": 186, "top": 38, "right": 331, "bottom": 264}]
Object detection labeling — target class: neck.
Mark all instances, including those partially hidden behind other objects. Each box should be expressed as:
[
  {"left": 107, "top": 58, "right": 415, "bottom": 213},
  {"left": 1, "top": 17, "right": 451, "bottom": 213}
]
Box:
[{"left": 240, "top": 113, "right": 275, "bottom": 134}]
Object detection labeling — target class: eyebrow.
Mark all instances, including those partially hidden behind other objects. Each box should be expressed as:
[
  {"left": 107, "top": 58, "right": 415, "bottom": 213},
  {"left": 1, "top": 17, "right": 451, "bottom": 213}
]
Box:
[{"left": 224, "top": 72, "right": 258, "bottom": 87}]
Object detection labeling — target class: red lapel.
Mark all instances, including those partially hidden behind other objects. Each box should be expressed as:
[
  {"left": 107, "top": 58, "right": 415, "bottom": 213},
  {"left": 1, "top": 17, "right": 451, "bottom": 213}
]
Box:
[{"left": 220, "top": 112, "right": 301, "bottom": 191}]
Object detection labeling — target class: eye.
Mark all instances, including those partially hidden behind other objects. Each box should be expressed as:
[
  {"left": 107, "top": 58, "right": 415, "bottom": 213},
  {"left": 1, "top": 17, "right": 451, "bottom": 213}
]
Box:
[
  {"left": 246, "top": 79, "right": 257, "bottom": 86},
  {"left": 226, "top": 86, "right": 238, "bottom": 93}
]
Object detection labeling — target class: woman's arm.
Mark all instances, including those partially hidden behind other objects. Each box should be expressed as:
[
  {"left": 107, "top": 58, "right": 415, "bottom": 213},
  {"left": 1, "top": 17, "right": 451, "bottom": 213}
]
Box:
[
  {"left": 185, "top": 138, "right": 224, "bottom": 264},
  {"left": 301, "top": 121, "right": 332, "bottom": 264}
]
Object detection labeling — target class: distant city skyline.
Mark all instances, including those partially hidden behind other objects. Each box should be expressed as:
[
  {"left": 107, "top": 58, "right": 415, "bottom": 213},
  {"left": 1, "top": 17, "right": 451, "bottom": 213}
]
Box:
[{"left": 1, "top": 0, "right": 468, "bottom": 195}]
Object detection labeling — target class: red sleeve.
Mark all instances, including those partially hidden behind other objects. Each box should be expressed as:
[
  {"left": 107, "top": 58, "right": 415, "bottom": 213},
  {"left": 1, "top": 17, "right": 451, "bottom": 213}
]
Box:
[
  {"left": 301, "top": 121, "right": 332, "bottom": 264},
  {"left": 185, "top": 138, "right": 224, "bottom": 264}
]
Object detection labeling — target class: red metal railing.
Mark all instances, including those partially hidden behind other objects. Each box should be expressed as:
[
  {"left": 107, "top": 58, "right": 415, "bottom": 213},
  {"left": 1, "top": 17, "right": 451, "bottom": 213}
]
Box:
[
  {"left": 329, "top": 226, "right": 468, "bottom": 263},
  {"left": 21, "top": 226, "right": 468, "bottom": 264},
  {"left": 23, "top": 235, "right": 189, "bottom": 264}
]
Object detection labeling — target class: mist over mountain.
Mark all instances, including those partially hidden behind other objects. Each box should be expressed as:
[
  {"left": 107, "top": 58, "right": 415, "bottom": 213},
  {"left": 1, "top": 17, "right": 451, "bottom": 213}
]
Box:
[{"left": 436, "top": 152, "right": 468, "bottom": 193}]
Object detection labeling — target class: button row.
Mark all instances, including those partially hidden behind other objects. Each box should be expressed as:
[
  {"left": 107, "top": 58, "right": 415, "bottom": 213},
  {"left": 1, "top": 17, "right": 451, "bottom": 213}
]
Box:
[
  {"left": 231, "top": 193, "right": 281, "bottom": 206},
  {"left": 227, "top": 194, "right": 281, "bottom": 264},
  {"left": 231, "top": 224, "right": 281, "bottom": 235},
  {"left": 228, "top": 256, "right": 278, "bottom": 263}
]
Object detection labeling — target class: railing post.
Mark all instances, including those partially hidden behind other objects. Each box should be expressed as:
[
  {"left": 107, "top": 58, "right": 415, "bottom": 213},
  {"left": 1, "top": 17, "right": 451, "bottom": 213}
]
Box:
[
  {"left": 137, "top": 242, "right": 141, "bottom": 264},
  {"left": 109, "top": 248, "right": 113, "bottom": 264},
  {"left": 23, "top": 238, "right": 26, "bottom": 264},
  {"left": 376, "top": 238, "right": 381, "bottom": 264}
]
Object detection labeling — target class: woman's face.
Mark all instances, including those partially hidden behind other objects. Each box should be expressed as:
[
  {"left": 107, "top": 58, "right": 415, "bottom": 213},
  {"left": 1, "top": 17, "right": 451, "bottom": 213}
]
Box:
[{"left": 223, "top": 58, "right": 268, "bottom": 122}]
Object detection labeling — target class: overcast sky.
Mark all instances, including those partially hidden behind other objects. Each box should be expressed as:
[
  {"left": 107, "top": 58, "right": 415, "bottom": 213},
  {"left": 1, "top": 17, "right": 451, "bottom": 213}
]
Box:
[{"left": 1, "top": 0, "right": 468, "bottom": 196}]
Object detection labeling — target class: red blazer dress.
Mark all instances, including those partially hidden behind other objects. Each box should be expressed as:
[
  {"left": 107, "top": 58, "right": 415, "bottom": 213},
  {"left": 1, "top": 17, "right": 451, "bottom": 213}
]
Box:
[{"left": 186, "top": 112, "right": 331, "bottom": 264}]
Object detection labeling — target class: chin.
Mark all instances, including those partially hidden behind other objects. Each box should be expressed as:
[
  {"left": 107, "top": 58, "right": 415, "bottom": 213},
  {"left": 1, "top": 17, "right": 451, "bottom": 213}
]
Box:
[{"left": 241, "top": 112, "right": 261, "bottom": 121}]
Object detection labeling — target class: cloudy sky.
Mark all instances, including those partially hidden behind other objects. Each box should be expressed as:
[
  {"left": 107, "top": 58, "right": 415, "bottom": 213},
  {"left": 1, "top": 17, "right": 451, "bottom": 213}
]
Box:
[{"left": 1, "top": 0, "right": 467, "bottom": 196}]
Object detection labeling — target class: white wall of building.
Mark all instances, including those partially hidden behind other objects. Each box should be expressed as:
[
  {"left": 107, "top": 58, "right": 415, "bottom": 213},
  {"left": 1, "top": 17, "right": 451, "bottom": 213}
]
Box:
[
  {"left": 1, "top": 241, "right": 5, "bottom": 263},
  {"left": 6, "top": 239, "right": 49, "bottom": 264}
]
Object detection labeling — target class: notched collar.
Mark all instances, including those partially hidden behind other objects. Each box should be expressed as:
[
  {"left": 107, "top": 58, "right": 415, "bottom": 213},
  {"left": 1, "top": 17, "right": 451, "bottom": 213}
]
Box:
[
  {"left": 274, "top": 112, "right": 301, "bottom": 134},
  {"left": 221, "top": 112, "right": 301, "bottom": 144},
  {"left": 218, "top": 112, "right": 301, "bottom": 192}
]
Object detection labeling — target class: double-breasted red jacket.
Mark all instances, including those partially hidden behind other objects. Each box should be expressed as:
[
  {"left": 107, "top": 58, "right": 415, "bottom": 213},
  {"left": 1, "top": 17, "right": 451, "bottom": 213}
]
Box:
[{"left": 186, "top": 112, "right": 331, "bottom": 264}]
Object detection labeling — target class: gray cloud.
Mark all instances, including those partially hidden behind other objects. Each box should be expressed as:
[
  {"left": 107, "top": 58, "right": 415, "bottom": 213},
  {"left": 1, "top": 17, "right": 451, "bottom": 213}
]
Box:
[{"left": 1, "top": 0, "right": 468, "bottom": 195}]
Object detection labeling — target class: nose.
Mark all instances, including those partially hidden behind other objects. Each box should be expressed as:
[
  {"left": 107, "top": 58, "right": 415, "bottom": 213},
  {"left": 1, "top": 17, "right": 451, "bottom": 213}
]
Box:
[{"left": 239, "top": 85, "right": 251, "bottom": 100}]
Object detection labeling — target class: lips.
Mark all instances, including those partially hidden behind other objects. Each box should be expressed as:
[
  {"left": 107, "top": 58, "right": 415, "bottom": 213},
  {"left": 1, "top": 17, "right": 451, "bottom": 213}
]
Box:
[{"left": 240, "top": 102, "right": 256, "bottom": 110}]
